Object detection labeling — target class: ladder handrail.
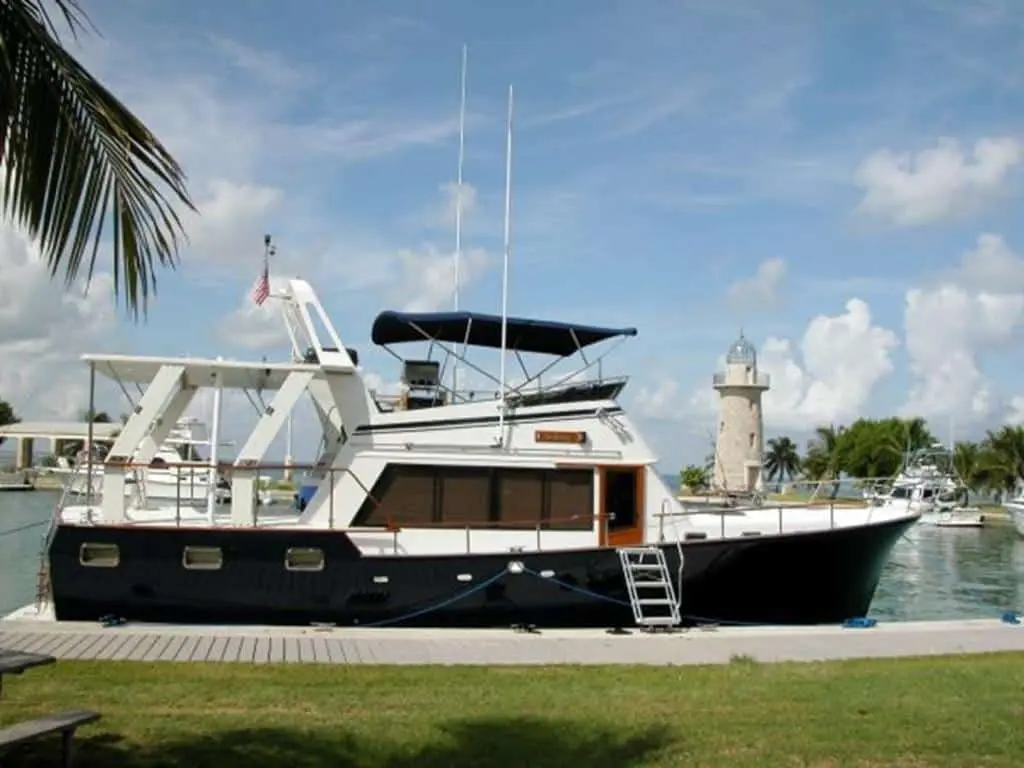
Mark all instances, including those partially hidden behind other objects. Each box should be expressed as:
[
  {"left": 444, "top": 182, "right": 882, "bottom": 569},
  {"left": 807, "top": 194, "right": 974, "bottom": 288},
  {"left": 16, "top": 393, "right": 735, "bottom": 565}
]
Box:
[{"left": 617, "top": 546, "right": 681, "bottom": 628}]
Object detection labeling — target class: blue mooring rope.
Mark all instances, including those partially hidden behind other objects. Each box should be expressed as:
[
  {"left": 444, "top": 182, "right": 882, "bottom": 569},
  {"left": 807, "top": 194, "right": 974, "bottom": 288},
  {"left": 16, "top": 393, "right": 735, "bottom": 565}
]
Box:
[
  {"left": 521, "top": 566, "right": 631, "bottom": 606},
  {"left": 357, "top": 570, "right": 509, "bottom": 628}
]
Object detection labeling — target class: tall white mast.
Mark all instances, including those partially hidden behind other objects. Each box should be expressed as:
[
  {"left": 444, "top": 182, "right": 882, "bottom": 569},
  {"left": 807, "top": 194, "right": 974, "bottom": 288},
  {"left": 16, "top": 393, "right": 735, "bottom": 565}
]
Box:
[
  {"left": 497, "top": 84, "right": 514, "bottom": 446},
  {"left": 451, "top": 44, "right": 468, "bottom": 397},
  {"left": 284, "top": 411, "right": 294, "bottom": 482},
  {"left": 205, "top": 357, "right": 224, "bottom": 525}
]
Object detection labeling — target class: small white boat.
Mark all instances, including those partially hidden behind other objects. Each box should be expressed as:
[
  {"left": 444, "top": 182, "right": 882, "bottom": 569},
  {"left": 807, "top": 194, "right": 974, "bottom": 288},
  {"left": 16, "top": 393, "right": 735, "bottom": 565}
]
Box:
[{"left": 920, "top": 506, "right": 987, "bottom": 528}]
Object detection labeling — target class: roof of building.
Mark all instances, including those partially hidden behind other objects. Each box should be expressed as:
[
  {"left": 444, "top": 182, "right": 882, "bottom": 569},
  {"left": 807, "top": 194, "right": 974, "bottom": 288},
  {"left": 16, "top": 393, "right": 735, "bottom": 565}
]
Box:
[
  {"left": 0, "top": 421, "right": 120, "bottom": 440},
  {"left": 726, "top": 332, "right": 757, "bottom": 365}
]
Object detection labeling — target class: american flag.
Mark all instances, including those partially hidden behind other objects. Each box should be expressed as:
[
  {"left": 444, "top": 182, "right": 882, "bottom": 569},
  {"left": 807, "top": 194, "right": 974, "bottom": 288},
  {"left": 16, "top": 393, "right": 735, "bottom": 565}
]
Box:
[{"left": 250, "top": 262, "right": 270, "bottom": 307}]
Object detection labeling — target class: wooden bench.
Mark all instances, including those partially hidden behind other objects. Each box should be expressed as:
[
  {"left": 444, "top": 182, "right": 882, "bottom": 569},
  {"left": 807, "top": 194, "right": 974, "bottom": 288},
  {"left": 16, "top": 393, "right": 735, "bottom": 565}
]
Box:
[
  {"left": 0, "top": 710, "right": 101, "bottom": 767},
  {"left": 0, "top": 650, "right": 56, "bottom": 698}
]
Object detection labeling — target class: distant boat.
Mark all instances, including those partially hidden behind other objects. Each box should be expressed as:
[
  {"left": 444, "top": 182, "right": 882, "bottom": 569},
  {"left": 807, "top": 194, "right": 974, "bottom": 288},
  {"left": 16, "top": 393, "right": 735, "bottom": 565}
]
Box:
[
  {"left": 1003, "top": 494, "right": 1024, "bottom": 538},
  {"left": 0, "top": 470, "right": 33, "bottom": 492},
  {"left": 51, "top": 418, "right": 227, "bottom": 506},
  {"left": 866, "top": 444, "right": 985, "bottom": 528}
]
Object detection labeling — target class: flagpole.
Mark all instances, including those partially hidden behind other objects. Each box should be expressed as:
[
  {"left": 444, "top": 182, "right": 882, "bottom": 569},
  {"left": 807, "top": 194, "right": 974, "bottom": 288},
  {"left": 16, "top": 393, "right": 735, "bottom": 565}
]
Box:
[
  {"left": 453, "top": 44, "right": 467, "bottom": 314},
  {"left": 497, "top": 84, "right": 513, "bottom": 447}
]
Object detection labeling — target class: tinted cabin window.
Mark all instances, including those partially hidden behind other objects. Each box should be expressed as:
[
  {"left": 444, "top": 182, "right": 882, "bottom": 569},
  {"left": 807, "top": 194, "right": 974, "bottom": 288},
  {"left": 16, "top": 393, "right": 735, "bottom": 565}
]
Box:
[
  {"left": 498, "top": 469, "right": 545, "bottom": 528},
  {"left": 439, "top": 468, "right": 491, "bottom": 525},
  {"left": 547, "top": 470, "right": 594, "bottom": 529},
  {"left": 355, "top": 464, "right": 593, "bottom": 530},
  {"left": 362, "top": 465, "right": 436, "bottom": 526}
]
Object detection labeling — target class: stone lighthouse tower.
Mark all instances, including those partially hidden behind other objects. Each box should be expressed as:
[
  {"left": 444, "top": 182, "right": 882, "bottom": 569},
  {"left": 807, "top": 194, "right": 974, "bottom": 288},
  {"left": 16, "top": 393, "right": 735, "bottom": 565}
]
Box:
[{"left": 712, "top": 332, "right": 771, "bottom": 493}]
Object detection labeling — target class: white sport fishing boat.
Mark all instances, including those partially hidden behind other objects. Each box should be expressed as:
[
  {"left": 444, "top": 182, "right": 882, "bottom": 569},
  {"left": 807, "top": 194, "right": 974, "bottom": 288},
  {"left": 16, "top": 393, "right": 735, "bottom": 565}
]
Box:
[
  {"left": 1002, "top": 493, "right": 1024, "bottom": 538},
  {"left": 868, "top": 444, "right": 985, "bottom": 528},
  {"left": 17, "top": 276, "right": 920, "bottom": 630},
  {"left": 51, "top": 418, "right": 228, "bottom": 506}
]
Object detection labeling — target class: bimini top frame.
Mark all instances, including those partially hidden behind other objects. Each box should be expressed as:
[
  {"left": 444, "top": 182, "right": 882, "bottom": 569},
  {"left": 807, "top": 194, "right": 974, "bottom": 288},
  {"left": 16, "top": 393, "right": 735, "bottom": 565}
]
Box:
[
  {"left": 369, "top": 309, "right": 638, "bottom": 405},
  {"left": 371, "top": 309, "right": 637, "bottom": 357}
]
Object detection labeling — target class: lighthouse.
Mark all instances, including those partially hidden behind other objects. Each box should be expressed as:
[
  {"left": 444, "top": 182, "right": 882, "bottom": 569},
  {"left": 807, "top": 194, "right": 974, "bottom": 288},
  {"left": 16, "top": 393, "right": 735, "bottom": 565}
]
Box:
[{"left": 712, "top": 332, "right": 770, "bottom": 493}]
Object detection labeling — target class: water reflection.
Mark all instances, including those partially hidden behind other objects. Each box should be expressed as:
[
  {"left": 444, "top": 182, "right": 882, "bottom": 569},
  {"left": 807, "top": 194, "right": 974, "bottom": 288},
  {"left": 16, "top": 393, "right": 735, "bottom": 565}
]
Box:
[{"left": 873, "top": 524, "right": 1023, "bottom": 621}]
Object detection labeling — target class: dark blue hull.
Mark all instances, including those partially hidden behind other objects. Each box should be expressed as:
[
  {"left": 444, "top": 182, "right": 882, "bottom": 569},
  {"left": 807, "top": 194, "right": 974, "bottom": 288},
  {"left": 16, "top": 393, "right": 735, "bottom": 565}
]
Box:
[{"left": 47, "top": 514, "right": 913, "bottom": 628}]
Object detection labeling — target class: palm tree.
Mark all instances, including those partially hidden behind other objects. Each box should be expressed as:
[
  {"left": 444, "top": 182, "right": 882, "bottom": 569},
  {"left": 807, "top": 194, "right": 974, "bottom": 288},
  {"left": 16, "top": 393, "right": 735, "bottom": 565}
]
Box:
[
  {"left": 1, "top": 0, "right": 194, "bottom": 316},
  {"left": 0, "top": 398, "right": 19, "bottom": 446},
  {"left": 803, "top": 425, "right": 844, "bottom": 498},
  {"left": 81, "top": 408, "right": 111, "bottom": 423},
  {"left": 952, "top": 440, "right": 992, "bottom": 500},
  {"left": 901, "top": 417, "right": 933, "bottom": 452},
  {"left": 763, "top": 436, "right": 800, "bottom": 490},
  {"left": 979, "top": 425, "right": 1024, "bottom": 500},
  {"left": 60, "top": 407, "right": 116, "bottom": 456}
]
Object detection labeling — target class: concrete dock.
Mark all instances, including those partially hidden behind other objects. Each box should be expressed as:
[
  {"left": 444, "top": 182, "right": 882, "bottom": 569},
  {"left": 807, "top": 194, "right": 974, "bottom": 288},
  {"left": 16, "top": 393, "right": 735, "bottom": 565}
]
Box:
[{"left": 0, "top": 617, "right": 1021, "bottom": 666}]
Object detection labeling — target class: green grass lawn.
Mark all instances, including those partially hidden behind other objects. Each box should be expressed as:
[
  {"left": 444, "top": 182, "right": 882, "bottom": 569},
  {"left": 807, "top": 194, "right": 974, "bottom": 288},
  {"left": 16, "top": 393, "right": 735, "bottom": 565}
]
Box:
[{"left": 2, "top": 654, "right": 1023, "bottom": 766}]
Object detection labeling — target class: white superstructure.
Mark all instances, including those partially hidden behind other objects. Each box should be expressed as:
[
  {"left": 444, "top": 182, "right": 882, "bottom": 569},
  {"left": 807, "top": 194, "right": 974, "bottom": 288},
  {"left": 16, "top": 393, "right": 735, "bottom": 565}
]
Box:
[{"left": 52, "top": 277, "right": 917, "bottom": 557}]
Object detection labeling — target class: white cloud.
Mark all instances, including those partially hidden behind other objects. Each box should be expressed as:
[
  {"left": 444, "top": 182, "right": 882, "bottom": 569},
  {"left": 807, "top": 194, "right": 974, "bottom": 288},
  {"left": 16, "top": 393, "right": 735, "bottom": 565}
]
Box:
[
  {"left": 393, "top": 245, "right": 489, "bottom": 312},
  {"left": 437, "top": 181, "right": 479, "bottom": 231},
  {"left": 216, "top": 276, "right": 293, "bottom": 350},
  {"left": 902, "top": 233, "right": 1024, "bottom": 421},
  {"left": 633, "top": 376, "right": 685, "bottom": 421},
  {"left": 182, "top": 181, "right": 284, "bottom": 271},
  {"left": 757, "top": 299, "right": 899, "bottom": 431},
  {"left": 216, "top": 243, "right": 491, "bottom": 349},
  {"left": 632, "top": 375, "right": 716, "bottom": 437},
  {"left": 945, "top": 232, "right": 1024, "bottom": 292},
  {"left": 208, "top": 35, "right": 310, "bottom": 90},
  {"left": 0, "top": 225, "right": 116, "bottom": 420},
  {"left": 665, "top": 299, "right": 898, "bottom": 434},
  {"left": 853, "top": 136, "right": 1022, "bottom": 227},
  {"left": 726, "top": 257, "right": 786, "bottom": 309},
  {"left": 1006, "top": 395, "right": 1024, "bottom": 426}
]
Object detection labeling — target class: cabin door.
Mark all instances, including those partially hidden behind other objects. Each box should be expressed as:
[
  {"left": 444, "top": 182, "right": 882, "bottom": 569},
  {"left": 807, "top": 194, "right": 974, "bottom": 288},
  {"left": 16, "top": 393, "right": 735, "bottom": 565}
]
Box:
[{"left": 600, "top": 466, "right": 645, "bottom": 547}]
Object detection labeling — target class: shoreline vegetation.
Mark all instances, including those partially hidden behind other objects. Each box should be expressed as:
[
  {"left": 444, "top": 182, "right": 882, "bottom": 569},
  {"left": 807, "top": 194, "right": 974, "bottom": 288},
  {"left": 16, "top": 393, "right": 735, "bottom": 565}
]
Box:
[
  {"left": 680, "top": 417, "right": 1024, "bottom": 505},
  {"left": 1, "top": 656, "right": 1022, "bottom": 766}
]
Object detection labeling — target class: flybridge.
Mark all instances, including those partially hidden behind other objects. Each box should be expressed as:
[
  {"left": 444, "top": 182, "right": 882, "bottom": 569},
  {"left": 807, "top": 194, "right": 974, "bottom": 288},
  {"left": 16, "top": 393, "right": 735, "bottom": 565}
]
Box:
[
  {"left": 369, "top": 308, "right": 638, "bottom": 413},
  {"left": 370, "top": 309, "right": 637, "bottom": 357}
]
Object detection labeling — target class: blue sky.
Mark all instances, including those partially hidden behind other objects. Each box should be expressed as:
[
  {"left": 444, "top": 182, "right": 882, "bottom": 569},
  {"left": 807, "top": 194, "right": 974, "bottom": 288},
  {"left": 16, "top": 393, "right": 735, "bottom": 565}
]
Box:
[{"left": 4, "top": 0, "right": 1024, "bottom": 471}]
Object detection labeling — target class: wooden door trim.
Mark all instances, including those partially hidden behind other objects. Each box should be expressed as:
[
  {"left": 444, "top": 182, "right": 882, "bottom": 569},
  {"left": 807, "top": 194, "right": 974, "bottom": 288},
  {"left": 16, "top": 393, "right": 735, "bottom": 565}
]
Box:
[{"left": 598, "top": 465, "right": 645, "bottom": 547}]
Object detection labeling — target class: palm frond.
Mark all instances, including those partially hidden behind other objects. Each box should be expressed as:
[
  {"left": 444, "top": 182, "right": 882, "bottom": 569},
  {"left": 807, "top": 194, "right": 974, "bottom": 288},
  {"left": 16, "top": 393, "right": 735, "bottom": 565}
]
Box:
[{"left": 0, "top": 0, "right": 195, "bottom": 317}]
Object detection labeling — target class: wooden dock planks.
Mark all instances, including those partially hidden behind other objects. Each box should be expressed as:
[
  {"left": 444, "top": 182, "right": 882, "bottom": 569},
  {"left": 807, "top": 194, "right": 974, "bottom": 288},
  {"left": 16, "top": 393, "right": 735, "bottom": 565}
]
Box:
[{"left": 0, "top": 618, "right": 1021, "bottom": 666}]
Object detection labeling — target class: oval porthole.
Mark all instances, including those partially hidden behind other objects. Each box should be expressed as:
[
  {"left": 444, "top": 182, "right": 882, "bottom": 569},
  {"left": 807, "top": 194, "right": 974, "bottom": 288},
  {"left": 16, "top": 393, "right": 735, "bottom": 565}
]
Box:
[
  {"left": 285, "top": 547, "right": 325, "bottom": 572},
  {"left": 182, "top": 545, "right": 223, "bottom": 570},
  {"left": 79, "top": 543, "right": 119, "bottom": 568}
]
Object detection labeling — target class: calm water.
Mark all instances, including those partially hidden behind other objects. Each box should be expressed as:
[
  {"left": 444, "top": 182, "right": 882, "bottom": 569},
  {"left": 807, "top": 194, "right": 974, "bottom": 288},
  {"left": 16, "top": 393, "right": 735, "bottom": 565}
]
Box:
[{"left": 1, "top": 491, "right": 1022, "bottom": 621}]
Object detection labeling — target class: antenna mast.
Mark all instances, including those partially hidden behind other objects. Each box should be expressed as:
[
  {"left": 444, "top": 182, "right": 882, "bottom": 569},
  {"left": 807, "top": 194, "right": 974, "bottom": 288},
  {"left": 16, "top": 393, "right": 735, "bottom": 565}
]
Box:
[
  {"left": 451, "top": 44, "right": 468, "bottom": 398},
  {"left": 497, "top": 84, "right": 514, "bottom": 446}
]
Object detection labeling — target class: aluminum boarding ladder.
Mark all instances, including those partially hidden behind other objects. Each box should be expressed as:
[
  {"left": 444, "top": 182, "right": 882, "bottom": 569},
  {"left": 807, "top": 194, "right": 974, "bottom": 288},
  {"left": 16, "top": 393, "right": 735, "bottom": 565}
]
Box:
[{"left": 617, "top": 546, "right": 681, "bottom": 628}]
